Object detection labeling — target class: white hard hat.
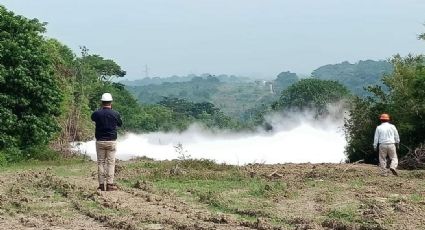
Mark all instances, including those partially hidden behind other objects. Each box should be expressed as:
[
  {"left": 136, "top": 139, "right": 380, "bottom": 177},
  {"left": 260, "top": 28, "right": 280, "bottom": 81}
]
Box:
[{"left": 101, "top": 93, "right": 113, "bottom": 101}]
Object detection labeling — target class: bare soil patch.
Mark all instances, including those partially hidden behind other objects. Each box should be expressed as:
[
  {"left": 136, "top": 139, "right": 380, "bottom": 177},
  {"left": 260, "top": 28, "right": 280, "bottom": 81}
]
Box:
[{"left": 1, "top": 159, "right": 425, "bottom": 229}]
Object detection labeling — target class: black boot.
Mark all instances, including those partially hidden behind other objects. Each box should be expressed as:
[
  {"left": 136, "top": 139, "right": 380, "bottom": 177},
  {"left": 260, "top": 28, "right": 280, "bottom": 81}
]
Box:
[
  {"left": 97, "top": 183, "right": 105, "bottom": 191},
  {"left": 390, "top": 168, "right": 398, "bottom": 176},
  {"left": 106, "top": 183, "right": 118, "bottom": 191}
]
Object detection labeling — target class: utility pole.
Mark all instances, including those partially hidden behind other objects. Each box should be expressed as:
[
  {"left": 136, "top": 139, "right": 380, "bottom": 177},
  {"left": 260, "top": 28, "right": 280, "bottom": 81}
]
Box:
[{"left": 144, "top": 64, "right": 149, "bottom": 78}]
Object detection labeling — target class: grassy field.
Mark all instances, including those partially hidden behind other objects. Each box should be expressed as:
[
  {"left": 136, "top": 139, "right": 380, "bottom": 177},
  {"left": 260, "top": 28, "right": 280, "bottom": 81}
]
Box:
[{"left": 1, "top": 157, "right": 425, "bottom": 229}]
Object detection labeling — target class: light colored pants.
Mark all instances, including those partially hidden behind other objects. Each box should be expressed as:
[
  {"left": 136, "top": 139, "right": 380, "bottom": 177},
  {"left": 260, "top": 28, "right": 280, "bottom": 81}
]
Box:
[
  {"left": 96, "top": 141, "right": 116, "bottom": 184},
  {"left": 379, "top": 143, "right": 398, "bottom": 171}
]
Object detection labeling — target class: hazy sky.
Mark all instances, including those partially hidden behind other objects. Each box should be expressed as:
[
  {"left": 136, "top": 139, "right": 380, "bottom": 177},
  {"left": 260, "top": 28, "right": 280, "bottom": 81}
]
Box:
[{"left": 2, "top": 0, "right": 425, "bottom": 79}]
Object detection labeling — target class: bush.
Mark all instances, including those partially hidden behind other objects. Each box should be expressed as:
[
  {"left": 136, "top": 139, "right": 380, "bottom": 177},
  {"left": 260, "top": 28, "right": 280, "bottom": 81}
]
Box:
[
  {"left": 0, "top": 6, "right": 63, "bottom": 157},
  {"left": 26, "top": 145, "right": 60, "bottom": 161},
  {"left": 1, "top": 147, "right": 24, "bottom": 163},
  {"left": 0, "top": 151, "right": 7, "bottom": 166}
]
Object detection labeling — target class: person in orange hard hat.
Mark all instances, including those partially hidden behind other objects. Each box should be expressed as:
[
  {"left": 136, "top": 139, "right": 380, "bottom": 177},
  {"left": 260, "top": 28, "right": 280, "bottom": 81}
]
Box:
[{"left": 373, "top": 113, "right": 400, "bottom": 176}]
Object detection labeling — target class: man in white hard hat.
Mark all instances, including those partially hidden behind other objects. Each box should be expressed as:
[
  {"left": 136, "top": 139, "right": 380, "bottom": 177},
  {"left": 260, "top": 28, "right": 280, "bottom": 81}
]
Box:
[{"left": 91, "top": 93, "right": 122, "bottom": 191}]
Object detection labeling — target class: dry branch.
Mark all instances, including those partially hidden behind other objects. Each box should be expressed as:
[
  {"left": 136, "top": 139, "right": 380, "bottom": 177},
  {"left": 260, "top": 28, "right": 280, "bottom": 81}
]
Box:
[{"left": 399, "top": 144, "right": 425, "bottom": 169}]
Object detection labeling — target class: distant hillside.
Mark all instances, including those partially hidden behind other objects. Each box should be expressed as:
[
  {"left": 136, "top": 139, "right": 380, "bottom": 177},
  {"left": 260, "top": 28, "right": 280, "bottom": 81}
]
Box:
[
  {"left": 312, "top": 60, "right": 393, "bottom": 96},
  {"left": 125, "top": 75, "right": 278, "bottom": 120},
  {"left": 121, "top": 74, "right": 250, "bottom": 86},
  {"left": 123, "top": 60, "right": 393, "bottom": 120}
]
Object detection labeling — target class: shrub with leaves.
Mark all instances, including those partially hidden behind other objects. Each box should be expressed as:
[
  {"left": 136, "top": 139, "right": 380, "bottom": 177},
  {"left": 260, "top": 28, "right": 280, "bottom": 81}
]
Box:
[{"left": 0, "top": 6, "right": 62, "bottom": 160}]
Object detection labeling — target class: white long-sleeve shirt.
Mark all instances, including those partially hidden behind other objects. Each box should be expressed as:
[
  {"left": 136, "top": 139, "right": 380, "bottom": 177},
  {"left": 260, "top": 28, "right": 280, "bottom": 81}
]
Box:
[{"left": 373, "top": 122, "right": 400, "bottom": 149}]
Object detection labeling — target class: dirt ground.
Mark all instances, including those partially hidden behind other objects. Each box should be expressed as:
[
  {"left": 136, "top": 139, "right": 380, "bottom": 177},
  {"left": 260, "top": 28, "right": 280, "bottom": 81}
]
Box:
[{"left": 1, "top": 158, "right": 425, "bottom": 230}]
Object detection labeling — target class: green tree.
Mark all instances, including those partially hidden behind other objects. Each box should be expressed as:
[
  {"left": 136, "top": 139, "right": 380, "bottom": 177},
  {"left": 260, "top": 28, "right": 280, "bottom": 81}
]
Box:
[
  {"left": 311, "top": 60, "right": 393, "bottom": 96},
  {"left": 45, "top": 39, "right": 93, "bottom": 149},
  {"left": 0, "top": 6, "right": 62, "bottom": 161},
  {"left": 345, "top": 54, "right": 425, "bottom": 163},
  {"left": 137, "top": 105, "right": 174, "bottom": 131},
  {"left": 273, "top": 71, "right": 299, "bottom": 93},
  {"left": 272, "top": 78, "right": 350, "bottom": 115},
  {"left": 157, "top": 97, "right": 241, "bottom": 130},
  {"left": 80, "top": 53, "right": 126, "bottom": 81}
]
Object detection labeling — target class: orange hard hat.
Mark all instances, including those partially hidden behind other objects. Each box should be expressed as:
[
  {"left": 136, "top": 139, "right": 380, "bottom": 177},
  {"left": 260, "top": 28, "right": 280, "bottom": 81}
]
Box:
[{"left": 379, "top": 113, "right": 390, "bottom": 121}]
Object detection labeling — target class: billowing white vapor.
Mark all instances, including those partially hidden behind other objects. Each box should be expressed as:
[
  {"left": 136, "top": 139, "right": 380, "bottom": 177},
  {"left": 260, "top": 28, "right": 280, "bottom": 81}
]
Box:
[{"left": 74, "top": 107, "right": 347, "bottom": 165}]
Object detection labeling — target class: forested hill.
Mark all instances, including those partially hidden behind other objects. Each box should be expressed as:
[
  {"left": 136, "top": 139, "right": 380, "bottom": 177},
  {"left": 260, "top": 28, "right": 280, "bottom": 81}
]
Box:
[
  {"left": 122, "top": 60, "right": 392, "bottom": 120},
  {"left": 125, "top": 75, "right": 279, "bottom": 121},
  {"left": 312, "top": 60, "right": 393, "bottom": 96},
  {"left": 121, "top": 74, "right": 250, "bottom": 86}
]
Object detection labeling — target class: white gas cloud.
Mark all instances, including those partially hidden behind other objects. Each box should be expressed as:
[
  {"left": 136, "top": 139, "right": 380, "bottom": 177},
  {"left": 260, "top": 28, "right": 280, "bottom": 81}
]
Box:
[{"left": 74, "top": 107, "right": 347, "bottom": 165}]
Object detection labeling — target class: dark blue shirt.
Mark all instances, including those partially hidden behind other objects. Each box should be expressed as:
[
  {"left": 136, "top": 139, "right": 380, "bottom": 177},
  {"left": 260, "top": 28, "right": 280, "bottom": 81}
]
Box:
[{"left": 91, "top": 107, "right": 123, "bottom": 141}]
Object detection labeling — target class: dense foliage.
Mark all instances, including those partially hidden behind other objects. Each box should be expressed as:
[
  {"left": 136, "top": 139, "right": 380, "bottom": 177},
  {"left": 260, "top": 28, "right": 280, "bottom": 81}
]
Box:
[
  {"left": 131, "top": 75, "right": 221, "bottom": 104},
  {"left": 272, "top": 79, "right": 350, "bottom": 116},
  {"left": 0, "top": 6, "right": 63, "bottom": 162},
  {"left": 0, "top": 5, "right": 159, "bottom": 163},
  {"left": 45, "top": 40, "right": 137, "bottom": 150},
  {"left": 312, "top": 60, "right": 393, "bottom": 96},
  {"left": 158, "top": 97, "right": 241, "bottom": 130},
  {"left": 345, "top": 54, "right": 425, "bottom": 163},
  {"left": 81, "top": 54, "right": 126, "bottom": 81}
]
